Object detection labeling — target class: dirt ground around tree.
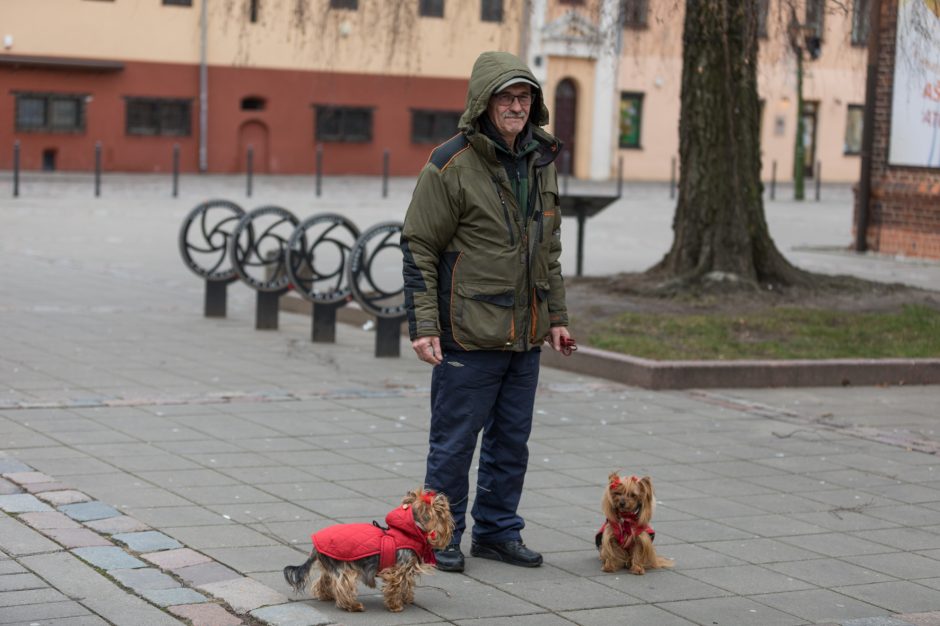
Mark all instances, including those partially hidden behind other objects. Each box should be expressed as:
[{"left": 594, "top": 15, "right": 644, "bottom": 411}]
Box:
[{"left": 564, "top": 272, "right": 940, "bottom": 344}]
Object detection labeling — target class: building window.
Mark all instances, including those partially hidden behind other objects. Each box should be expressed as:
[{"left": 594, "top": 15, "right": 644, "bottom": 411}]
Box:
[
  {"left": 249, "top": 0, "right": 259, "bottom": 22},
  {"left": 481, "top": 0, "right": 503, "bottom": 22},
  {"left": 15, "top": 93, "right": 85, "bottom": 133},
  {"left": 619, "top": 92, "right": 643, "bottom": 149},
  {"left": 315, "top": 106, "right": 373, "bottom": 143},
  {"left": 757, "top": 0, "right": 769, "bottom": 39},
  {"left": 851, "top": 0, "right": 870, "bottom": 46},
  {"left": 621, "top": 0, "right": 648, "bottom": 29},
  {"left": 162, "top": 0, "right": 192, "bottom": 6},
  {"left": 330, "top": 0, "right": 358, "bottom": 9},
  {"left": 412, "top": 110, "right": 461, "bottom": 144},
  {"left": 241, "top": 96, "right": 266, "bottom": 111},
  {"left": 419, "top": 0, "right": 444, "bottom": 17},
  {"left": 126, "top": 98, "right": 192, "bottom": 136},
  {"left": 844, "top": 104, "right": 864, "bottom": 155},
  {"left": 805, "top": 0, "right": 825, "bottom": 41}
]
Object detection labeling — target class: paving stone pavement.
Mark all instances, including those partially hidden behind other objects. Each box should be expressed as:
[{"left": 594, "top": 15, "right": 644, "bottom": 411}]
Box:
[{"left": 1, "top": 174, "right": 939, "bottom": 625}]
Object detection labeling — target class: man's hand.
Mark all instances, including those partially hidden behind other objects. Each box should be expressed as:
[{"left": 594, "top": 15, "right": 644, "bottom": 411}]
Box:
[
  {"left": 547, "top": 326, "right": 571, "bottom": 352},
  {"left": 412, "top": 336, "right": 443, "bottom": 365}
]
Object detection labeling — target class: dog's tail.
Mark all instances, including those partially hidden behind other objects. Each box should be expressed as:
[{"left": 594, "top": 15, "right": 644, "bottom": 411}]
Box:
[
  {"left": 283, "top": 553, "right": 316, "bottom": 593},
  {"left": 655, "top": 555, "right": 675, "bottom": 569}
]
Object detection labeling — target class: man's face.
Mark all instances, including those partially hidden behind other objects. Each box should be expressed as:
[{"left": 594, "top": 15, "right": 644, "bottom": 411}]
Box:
[{"left": 487, "top": 83, "right": 533, "bottom": 144}]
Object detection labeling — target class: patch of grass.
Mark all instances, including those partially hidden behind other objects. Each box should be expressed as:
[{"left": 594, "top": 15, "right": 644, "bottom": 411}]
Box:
[{"left": 587, "top": 304, "right": 940, "bottom": 360}]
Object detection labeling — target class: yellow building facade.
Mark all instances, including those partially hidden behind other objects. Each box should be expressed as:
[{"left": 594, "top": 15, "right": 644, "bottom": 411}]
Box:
[{"left": 1, "top": 0, "right": 868, "bottom": 182}]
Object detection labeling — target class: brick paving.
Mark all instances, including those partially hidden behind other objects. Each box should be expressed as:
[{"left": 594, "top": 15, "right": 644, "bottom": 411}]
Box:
[{"left": 1, "top": 174, "right": 939, "bottom": 625}]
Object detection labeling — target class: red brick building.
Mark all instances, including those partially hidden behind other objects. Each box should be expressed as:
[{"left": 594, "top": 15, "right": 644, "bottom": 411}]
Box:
[{"left": 855, "top": 0, "right": 940, "bottom": 260}]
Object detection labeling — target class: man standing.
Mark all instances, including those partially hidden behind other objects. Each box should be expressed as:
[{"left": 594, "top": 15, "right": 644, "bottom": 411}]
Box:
[{"left": 401, "top": 51, "right": 570, "bottom": 572}]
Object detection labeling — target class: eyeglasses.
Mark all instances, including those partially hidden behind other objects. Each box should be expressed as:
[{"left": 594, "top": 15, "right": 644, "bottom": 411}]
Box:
[{"left": 492, "top": 92, "right": 532, "bottom": 107}]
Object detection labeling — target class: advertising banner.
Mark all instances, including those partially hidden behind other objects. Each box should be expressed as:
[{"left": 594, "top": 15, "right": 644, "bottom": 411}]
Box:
[{"left": 889, "top": 0, "right": 940, "bottom": 168}]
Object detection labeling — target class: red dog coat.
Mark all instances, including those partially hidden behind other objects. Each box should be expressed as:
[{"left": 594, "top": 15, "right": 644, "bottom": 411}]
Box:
[
  {"left": 312, "top": 504, "right": 436, "bottom": 571},
  {"left": 594, "top": 512, "right": 655, "bottom": 550}
]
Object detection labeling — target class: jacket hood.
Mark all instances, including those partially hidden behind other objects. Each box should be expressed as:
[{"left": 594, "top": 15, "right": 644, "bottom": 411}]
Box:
[
  {"left": 385, "top": 505, "right": 436, "bottom": 564},
  {"left": 458, "top": 51, "right": 550, "bottom": 132}
]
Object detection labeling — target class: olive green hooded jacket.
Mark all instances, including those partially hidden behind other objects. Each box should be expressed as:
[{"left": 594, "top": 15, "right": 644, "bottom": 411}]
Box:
[{"left": 401, "top": 51, "right": 568, "bottom": 352}]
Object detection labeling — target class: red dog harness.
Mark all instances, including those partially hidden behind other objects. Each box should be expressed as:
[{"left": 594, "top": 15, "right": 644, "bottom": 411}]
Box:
[
  {"left": 595, "top": 512, "right": 655, "bottom": 549},
  {"left": 312, "top": 504, "right": 437, "bottom": 571}
]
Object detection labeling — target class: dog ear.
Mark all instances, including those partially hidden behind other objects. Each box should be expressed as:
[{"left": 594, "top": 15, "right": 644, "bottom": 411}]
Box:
[
  {"left": 432, "top": 491, "right": 449, "bottom": 510},
  {"left": 432, "top": 493, "right": 454, "bottom": 532},
  {"left": 401, "top": 489, "right": 419, "bottom": 507},
  {"left": 608, "top": 471, "right": 621, "bottom": 484}
]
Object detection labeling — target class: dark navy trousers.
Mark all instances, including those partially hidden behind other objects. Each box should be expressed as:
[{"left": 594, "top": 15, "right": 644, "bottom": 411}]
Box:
[{"left": 424, "top": 348, "right": 541, "bottom": 545}]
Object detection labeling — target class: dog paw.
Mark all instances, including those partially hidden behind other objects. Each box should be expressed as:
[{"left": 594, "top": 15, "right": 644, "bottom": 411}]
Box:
[{"left": 629, "top": 566, "right": 646, "bottom": 575}]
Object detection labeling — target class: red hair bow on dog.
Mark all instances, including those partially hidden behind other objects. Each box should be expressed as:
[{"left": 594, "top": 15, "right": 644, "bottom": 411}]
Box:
[
  {"left": 420, "top": 491, "right": 436, "bottom": 506},
  {"left": 609, "top": 475, "right": 640, "bottom": 490}
]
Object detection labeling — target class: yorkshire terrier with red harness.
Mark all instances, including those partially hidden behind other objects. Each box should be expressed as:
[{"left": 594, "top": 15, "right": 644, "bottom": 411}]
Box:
[
  {"left": 284, "top": 489, "right": 453, "bottom": 612},
  {"left": 596, "top": 472, "right": 673, "bottom": 575}
]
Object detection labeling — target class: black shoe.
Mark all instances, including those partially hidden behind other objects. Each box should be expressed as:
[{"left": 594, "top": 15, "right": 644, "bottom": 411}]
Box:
[
  {"left": 433, "top": 544, "right": 465, "bottom": 572},
  {"left": 470, "top": 540, "right": 543, "bottom": 567}
]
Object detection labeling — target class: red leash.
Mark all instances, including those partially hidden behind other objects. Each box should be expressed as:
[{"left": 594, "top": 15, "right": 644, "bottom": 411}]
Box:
[{"left": 559, "top": 336, "right": 577, "bottom": 356}]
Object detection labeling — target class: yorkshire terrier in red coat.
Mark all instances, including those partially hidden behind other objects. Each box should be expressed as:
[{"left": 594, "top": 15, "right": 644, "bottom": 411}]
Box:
[
  {"left": 284, "top": 489, "right": 453, "bottom": 612},
  {"left": 596, "top": 472, "right": 673, "bottom": 574}
]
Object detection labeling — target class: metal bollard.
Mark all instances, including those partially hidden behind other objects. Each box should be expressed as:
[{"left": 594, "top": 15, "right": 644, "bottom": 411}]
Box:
[
  {"left": 669, "top": 156, "right": 676, "bottom": 199},
  {"left": 94, "top": 141, "right": 102, "bottom": 197},
  {"left": 562, "top": 151, "right": 570, "bottom": 195},
  {"left": 382, "top": 149, "right": 389, "bottom": 198},
  {"left": 770, "top": 160, "right": 777, "bottom": 200},
  {"left": 246, "top": 145, "right": 254, "bottom": 198},
  {"left": 815, "top": 161, "right": 821, "bottom": 201},
  {"left": 375, "top": 316, "right": 405, "bottom": 358},
  {"left": 204, "top": 280, "right": 228, "bottom": 317},
  {"left": 312, "top": 301, "right": 343, "bottom": 343},
  {"left": 315, "top": 144, "right": 323, "bottom": 197},
  {"left": 172, "top": 144, "right": 180, "bottom": 198},
  {"left": 13, "top": 140, "right": 20, "bottom": 198},
  {"left": 617, "top": 156, "right": 624, "bottom": 198}
]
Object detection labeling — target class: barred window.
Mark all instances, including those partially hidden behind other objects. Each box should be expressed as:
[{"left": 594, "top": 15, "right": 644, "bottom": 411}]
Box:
[
  {"left": 851, "top": 0, "right": 870, "bottom": 46},
  {"left": 419, "top": 0, "right": 444, "bottom": 17},
  {"left": 315, "top": 106, "right": 373, "bottom": 143},
  {"left": 481, "top": 0, "right": 503, "bottom": 22},
  {"left": 412, "top": 110, "right": 461, "bottom": 144},
  {"left": 621, "top": 0, "right": 648, "bottom": 29},
  {"left": 162, "top": 0, "right": 192, "bottom": 6},
  {"left": 805, "top": 0, "right": 825, "bottom": 41},
  {"left": 126, "top": 98, "right": 192, "bottom": 136},
  {"left": 330, "top": 0, "right": 357, "bottom": 9},
  {"left": 757, "top": 0, "right": 769, "bottom": 39},
  {"left": 15, "top": 93, "right": 85, "bottom": 133}
]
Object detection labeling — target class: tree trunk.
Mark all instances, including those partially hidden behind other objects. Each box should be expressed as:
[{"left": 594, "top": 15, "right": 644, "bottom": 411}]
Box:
[{"left": 651, "top": 0, "right": 810, "bottom": 290}]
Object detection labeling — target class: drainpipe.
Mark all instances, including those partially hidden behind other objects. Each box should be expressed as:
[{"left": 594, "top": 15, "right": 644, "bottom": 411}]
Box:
[
  {"left": 519, "top": 0, "right": 531, "bottom": 61},
  {"left": 199, "top": 0, "right": 208, "bottom": 172},
  {"left": 855, "top": 0, "right": 882, "bottom": 252}
]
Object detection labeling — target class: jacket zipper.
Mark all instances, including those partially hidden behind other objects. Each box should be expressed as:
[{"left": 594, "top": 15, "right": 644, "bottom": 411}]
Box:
[
  {"left": 491, "top": 176, "right": 516, "bottom": 247},
  {"left": 523, "top": 168, "right": 542, "bottom": 348}
]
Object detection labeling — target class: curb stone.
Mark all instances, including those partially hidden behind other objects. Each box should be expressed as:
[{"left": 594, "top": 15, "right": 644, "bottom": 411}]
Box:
[
  {"left": 1, "top": 461, "right": 332, "bottom": 626},
  {"left": 278, "top": 293, "right": 940, "bottom": 390}
]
